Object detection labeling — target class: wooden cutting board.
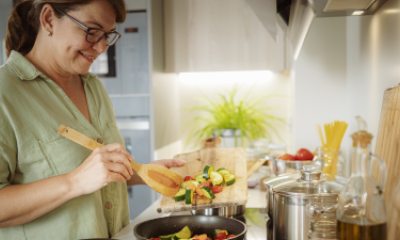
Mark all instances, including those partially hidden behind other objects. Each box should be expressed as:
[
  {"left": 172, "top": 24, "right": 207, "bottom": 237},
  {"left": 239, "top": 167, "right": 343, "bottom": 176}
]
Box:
[
  {"left": 157, "top": 147, "right": 248, "bottom": 213},
  {"left": 375, "top": 85, "right": 400, "bottom": 240}
]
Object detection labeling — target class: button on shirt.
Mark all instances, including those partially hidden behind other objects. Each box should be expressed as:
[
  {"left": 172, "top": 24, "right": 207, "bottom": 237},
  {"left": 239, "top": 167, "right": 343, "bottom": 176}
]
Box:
[{"left": 0, "top": 51, "right": 130, "bottom": 239}]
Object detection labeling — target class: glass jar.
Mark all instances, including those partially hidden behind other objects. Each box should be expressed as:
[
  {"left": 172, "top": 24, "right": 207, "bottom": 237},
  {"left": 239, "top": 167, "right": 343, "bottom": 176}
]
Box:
[{"left": 336, "top": 130, "right": 387, "bottom": 240}]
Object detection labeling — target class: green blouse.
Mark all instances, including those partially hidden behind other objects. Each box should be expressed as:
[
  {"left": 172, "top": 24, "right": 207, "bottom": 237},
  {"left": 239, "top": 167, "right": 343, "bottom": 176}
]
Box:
[{"left": 0, "top": 51, "right": 129, "bottom": 239}]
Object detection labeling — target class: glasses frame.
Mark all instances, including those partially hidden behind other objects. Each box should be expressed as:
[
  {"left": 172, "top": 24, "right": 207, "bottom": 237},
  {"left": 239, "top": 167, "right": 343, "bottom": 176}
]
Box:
[{"left": 56, "top": 9, "right": 121, "bottom": 46}]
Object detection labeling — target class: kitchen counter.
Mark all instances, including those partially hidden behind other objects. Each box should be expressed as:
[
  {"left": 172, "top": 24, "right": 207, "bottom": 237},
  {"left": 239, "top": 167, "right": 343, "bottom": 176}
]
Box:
[{"left": 113, "top": 188, "right": 267, "bottom": 240}]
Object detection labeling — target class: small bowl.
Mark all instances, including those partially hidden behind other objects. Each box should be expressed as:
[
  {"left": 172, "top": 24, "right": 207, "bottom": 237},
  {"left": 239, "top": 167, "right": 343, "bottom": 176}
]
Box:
[{"left": 271, "top": 157, "right": 313, "bottom": 175}]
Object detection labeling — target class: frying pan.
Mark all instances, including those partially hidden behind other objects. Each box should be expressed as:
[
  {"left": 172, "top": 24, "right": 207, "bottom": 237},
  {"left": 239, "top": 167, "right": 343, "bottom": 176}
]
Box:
[{"left": 134, "top": 215, "right": 246, "bottom": 240}]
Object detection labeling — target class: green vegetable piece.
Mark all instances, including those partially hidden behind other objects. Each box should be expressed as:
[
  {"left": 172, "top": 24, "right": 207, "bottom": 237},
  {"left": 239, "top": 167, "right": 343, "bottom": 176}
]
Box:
[
  {"left": 174, "top": 188, "right": 186, "bottom": 201},
  {"left": 174, "top": 226, "right": 192, "bottom": 239}
]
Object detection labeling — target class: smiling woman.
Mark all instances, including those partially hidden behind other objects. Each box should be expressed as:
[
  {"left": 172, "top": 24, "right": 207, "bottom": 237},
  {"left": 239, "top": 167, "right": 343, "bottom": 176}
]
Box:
[{"left": 0, "top": 0, "right": 156, "bottom": 240}]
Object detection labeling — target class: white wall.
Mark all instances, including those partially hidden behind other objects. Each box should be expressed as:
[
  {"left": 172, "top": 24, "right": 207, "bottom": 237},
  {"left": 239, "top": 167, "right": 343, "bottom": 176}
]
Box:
[
  {"left": 294, "top": 0, "right": 400, "bottom": 153},
  {"left": 293, "top": 17, "right": 351, "bottom": 152}
]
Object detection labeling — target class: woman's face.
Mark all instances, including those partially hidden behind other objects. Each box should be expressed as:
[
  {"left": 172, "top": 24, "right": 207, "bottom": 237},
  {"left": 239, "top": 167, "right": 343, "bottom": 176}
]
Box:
[{"left": 52, "top": 0, "right": 117, "bottom": 75}]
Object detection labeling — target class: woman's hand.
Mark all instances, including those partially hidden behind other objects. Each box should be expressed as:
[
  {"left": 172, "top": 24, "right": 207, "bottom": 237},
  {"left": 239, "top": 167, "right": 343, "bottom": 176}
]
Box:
[
  {"left": 67, "top": 143, "right": 134, "bottom": 196},
  {"left": 153, "top": 159, "right": 186, "bottom": 168}
]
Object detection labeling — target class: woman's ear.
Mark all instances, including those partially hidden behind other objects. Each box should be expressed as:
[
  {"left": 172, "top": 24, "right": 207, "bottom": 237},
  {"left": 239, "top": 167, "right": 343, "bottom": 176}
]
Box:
[{"left": 39, "top": 4, "right": 56, "bottom": 36}]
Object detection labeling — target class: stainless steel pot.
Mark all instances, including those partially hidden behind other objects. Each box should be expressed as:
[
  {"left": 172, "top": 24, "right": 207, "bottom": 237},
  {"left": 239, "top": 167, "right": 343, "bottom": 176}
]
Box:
[
  {"left": 190, "top": 205, "right": 245, "bottom": 218},
  {"left": 272, "top": 166, "right": 343, "bottom": 240},
  {"left": 263, "top": 172, "right": 299, "bottom": 219}
]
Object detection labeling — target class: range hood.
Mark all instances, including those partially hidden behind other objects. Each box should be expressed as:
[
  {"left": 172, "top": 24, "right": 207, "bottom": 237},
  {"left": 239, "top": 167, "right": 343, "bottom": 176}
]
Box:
[
  {"left": 275, "top": 0, "right": 388, "bottom": 67},
  {"left": 308, "top": 0, "right": 389, "bottom": 17},
  {"left": 278, "top": 0, "right": 389, "bottom": 22},
  {"left": 246, "top": 0, "right": 389, "bottom": 70}
]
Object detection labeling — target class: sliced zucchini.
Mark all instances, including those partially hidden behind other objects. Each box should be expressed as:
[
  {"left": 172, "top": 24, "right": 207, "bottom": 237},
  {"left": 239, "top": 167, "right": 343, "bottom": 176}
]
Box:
[
  {"left": 185, "top": 189, "right": 194, "bottom": 205},
  {"left": 224, "top": 173, "right": 236, "bottom": 186},
  {"left": 201, "top": 187, "right": 215, "bottom": 199},
  {"left": 160, "top": 233, "right": 175, "bottom": 240},
  {"left": 174, "top": 188, "right": 186, "bottom": 201},
  {"left": 210, "top": 171, "right": 224, "bottom": 186},
  {"left": 202, "top": 165, "right": 214, "bottom": 179},
  {"left": 195, "top": 174, "right": 206, "bottom": 183},
  {"left": 174, "top": 225, "right": 192, "bottom": 239},
  {"left": 217, "top": 168, "right": 232, "bottom": 177}
]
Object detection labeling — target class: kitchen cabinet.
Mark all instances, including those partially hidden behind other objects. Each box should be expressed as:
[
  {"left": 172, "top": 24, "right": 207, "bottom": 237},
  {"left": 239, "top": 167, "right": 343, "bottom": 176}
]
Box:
[{"left": 163, "top": 0, "right": 285, "bottom": 72}]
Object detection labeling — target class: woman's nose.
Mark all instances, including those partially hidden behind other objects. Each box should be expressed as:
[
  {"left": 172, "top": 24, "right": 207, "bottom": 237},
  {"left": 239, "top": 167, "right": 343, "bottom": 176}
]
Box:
[{"left": 92, "top": 37, "right": 109, "bottom": 53}]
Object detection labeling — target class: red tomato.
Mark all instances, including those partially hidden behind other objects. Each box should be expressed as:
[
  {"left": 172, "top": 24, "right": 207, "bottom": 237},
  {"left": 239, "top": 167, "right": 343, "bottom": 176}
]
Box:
[
  {"left": 215, "top": 232, "right": 228, "bottom": 240},
  {"left": 211, "top": 185, "right": 224, "bottom": 193},
  {"left": 226, "top": 234, "right": 236, "bottom": 239},
  {"left": 295, "top": 148, "right": 314, "bottom": 161},
  {"left": 184, "top": 176, "right": 194, "bottom": 181},
  {"left": 279, "top": 153, "right": 296, "bottom": 160}
]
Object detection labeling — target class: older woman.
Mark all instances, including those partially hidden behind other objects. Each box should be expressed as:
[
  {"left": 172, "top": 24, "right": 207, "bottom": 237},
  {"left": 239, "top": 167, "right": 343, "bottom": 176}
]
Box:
[{"left": 0, "top": 1, "right": 182, "bottom": 239}]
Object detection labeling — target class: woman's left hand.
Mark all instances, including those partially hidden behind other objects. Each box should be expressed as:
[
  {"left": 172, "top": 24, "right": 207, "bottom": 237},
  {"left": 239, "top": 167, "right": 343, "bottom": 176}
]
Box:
[{"left": 153, "top": 159, "right": 186, "bottom": 168}]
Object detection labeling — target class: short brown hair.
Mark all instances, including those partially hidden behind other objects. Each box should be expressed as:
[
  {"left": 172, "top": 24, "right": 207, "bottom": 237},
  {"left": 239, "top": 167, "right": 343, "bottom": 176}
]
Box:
[{"left": 5, "top": 0, "right": 126, "bottom": 56}]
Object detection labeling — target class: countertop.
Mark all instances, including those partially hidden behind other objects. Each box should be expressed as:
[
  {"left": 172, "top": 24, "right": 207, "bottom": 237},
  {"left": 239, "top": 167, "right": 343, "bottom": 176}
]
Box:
[{"left": 113, "top": 188, "right": 267, "bottom": 240}]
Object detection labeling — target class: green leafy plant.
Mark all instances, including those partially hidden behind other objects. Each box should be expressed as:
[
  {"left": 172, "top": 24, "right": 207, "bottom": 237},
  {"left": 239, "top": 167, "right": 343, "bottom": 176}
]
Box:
[{"left": 188, "top": 88, "right": 284, "bottom": 147}]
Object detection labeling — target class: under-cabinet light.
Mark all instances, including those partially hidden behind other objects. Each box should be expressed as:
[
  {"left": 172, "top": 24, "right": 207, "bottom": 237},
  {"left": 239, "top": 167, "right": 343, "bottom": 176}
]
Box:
[{"left": 352, "top": 10, "right": 365, "bottom": 16}]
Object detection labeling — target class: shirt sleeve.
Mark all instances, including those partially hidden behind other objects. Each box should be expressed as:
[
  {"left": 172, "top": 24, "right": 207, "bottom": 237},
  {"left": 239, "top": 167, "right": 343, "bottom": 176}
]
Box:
[{"left": 0, "top": 141, "right": 16, "bottom": 189}]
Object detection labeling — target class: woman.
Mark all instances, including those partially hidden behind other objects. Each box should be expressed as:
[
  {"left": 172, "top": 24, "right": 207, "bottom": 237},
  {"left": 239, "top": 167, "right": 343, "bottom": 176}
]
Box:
[{"left": 0, "top": 1, "right": 183, "bottom": 239}]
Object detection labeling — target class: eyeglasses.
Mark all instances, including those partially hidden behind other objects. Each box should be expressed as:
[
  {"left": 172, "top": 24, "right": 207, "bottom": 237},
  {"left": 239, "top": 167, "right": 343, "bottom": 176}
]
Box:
[{"left": 56, "top": 9, "right": 121, "bottom": 46}]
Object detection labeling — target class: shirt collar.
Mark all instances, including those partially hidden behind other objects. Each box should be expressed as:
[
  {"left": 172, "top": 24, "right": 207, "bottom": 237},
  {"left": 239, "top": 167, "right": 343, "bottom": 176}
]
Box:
[
  {"left": 7, "top": 50, "right": 92, "bottom": 82},
  {"left": 7, "top": 50, "right": 41, "bottom": 81}
]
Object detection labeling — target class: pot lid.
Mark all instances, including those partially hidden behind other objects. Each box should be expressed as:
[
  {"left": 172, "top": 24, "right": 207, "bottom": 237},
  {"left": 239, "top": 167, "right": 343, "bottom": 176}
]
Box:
[{"left": 273, "top": 165, "right": 343, "bottom": 197}]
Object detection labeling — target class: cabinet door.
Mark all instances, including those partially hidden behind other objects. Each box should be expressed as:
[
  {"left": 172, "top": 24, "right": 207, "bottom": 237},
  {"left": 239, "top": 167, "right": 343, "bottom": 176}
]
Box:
[{"left": 164, "top": 0, "right": 284, "bottom": 72}]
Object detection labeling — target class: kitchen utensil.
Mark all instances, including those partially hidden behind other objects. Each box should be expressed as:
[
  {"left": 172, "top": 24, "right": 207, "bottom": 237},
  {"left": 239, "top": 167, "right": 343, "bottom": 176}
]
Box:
[
  {"left": 272, "top": 165, "right": 342, "bottom": 240},
  {"left": 157, "top": 148, "right": 247, "bottom": 213},
  {"left": 134, "top": 215, "right": 246, "bottom": 240},
  {"left": 57, "top": 125, "right": 183, "bottom": 197},
  {"left": 337, "top": 127, "right": 387, "bottom": 240},
  {"left": 262, "top": 172, "right": 299, "bottom": 240},
  {"left": 375, "top": 85, "right": 400, "bottom": 240},
  {"left": 247, "top": 158, "right": 266, "bottom": 179}
]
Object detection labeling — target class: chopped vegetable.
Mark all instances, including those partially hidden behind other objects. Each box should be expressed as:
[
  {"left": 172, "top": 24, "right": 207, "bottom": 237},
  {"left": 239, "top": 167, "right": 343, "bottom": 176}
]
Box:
[
  {"left": 151, "top": 226, "right": 235, "bottom": 240},
  {"left": 174, "top": 165, "right": 236, "bottom": 205}
]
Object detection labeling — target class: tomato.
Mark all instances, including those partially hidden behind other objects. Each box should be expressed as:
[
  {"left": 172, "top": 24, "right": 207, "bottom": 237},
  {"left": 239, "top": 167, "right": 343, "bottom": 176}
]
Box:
[
  {"left": 226, "top": 234, "right": 236, "bottom": 239},
  {"left": 184, "top": 176, "right": 194, "bottom": 181},
  {"left": 211, "top": 185, "right": 223, "bottom": 193},
  {"left": 295, "top": 148, "right": 314, "bottom": 161},
  {"left": 215, "top": 232, "right": 228, "bottom": 240},
  {"left": 279, "top": 153, "right": 296, "bottom": 160}
]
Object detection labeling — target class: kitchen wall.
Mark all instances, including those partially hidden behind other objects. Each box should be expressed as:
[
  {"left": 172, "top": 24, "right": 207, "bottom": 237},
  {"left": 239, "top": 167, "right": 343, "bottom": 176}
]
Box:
[{"left": 294, "top": 0, "right": 400, "bottom": 154}]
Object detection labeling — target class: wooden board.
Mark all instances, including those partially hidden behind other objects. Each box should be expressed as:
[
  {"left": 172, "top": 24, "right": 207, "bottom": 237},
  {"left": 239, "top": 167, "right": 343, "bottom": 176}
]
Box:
[
  {"left": 375, "top": 85, "right": 400, "bottom": 240},
  {"left": 157, "top": 147, "right": 248, "bottom": 213}
]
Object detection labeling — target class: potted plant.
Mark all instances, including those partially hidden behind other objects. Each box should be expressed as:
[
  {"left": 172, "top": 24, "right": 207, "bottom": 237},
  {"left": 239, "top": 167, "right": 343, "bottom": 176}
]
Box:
[{"left": 188, "top": 88, "right": 284, "bottom": 147}]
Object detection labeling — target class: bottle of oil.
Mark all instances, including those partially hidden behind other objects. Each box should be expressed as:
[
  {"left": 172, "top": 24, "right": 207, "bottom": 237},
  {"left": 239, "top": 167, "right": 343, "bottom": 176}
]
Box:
[{"left": 336, "top": 121, "right": 387, "bottom": 240}]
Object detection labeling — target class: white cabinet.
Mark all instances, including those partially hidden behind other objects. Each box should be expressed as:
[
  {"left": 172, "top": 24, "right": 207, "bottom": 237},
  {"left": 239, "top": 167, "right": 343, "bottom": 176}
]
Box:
[{"left": 164, "top": 0, "right": 285, "bottom": 72}]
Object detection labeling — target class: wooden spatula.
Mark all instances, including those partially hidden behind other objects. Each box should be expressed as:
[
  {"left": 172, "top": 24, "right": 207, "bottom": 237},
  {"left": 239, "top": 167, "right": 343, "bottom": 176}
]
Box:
[{"left": 57, "top": 125, "right": 183, "bottom": 197}]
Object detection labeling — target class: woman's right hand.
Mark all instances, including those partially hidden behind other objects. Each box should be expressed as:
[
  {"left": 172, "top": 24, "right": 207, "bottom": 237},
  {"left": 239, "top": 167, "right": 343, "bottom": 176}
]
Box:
[{"left": 67, "top": 143, "right": 134, "bottom": 196}]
